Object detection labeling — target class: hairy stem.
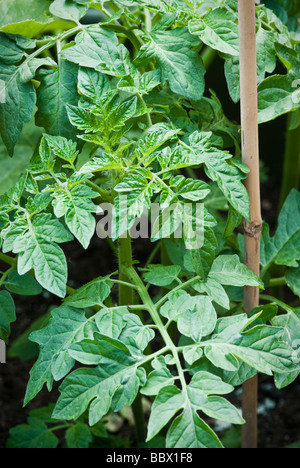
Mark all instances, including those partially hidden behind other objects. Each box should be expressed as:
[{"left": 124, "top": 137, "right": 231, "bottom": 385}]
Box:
[{"left": 118, "top": 235, "right": 146, "bottom": 443}]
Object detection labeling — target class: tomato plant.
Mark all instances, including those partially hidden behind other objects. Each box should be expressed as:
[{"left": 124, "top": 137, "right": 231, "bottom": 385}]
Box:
[{"left": 0, "top": 0, "right": 300, "bottom": 449}]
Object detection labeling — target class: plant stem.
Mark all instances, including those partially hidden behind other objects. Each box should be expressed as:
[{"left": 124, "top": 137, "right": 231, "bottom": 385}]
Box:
[
  {"left": 259, "top": 294, "right": 294, "bottom": 314},
  {"left": 200, "top": 46, "right": 218, "bottom": 70},
  {"left": 118, "top": 234, "right": 146, "bottom": 443},
  {"left": 118, "top": 234, "right": 134, "bottom": 306},
  {"left": 238, "top": 0, "right": 262, "bottom": 449},
  {"left": 0, "top": 266, "right": 15, "bottom": 287},
  {"left": 268, "top": 276, "right": 286, "bottom": 287},
  {"left": 0, "top": 252, "right": 16, "bottom": 267},
  {"left": 279, "top": 113, "right": 300, "bottom": 209}
]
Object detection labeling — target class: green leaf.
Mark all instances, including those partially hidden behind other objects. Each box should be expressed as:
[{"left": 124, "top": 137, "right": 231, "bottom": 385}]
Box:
[
  {"left": 64, "top": 275, "right": 113, "bottom": 308},
  {"left": 147, "top": 385, "right": 184, "bottom": 441},
  {"left": 189, "top": 8, "right": 239, "bottom": 56},
  {"left": 0, "top": 63, "right": 36, "bottom": 156},
  {"left": 141, "top": 366, "right": 175, "bottom": 396},
  {"left": 7, "top": 418, "right": 58, "bottom": 448},
  {"left": 184, "top": 226, "right": 218, "bottom": 278},
  {"left": 147, "top": 371, "right": 238, "bottom": 448},
  {"left": 52, "top": 184, "right": 97, "bottom": 249},
  {"left": 65, "top": 423, "right": 93, "bottom": 448},
  {"left": 258, "top": 44, "right": 300, "bottom": 123},
  {"left": 0, "top": 0, "right": 69, "bottom": 38},
  {"left": 112, "top": 170, "right": 153, "bottom": 240},
  {"left": 43, "top": 134, "right": 79, "bottom": 163},
  {"left": 118, "top": 69, "right": 161, "bottom": 96},
  {"left": 208, "top": 255, "right": 264, "bottom": 288},
  {"left": 142, "top": 264, "right": 181, "bottom": 287},
  {"left": 36, "top": 60, "right": 79, "bottom": 141},
  {"left": 184, "top": 132, "right": 250, "bottom": 220},
  {"left": 258, "top": 74, "right": 300, "bottom": 123},
  {"left": 177, "top": 296, "right": 217, "bottom": 342},
  {"left": 52, "top": 334, "right": 143, "bottom": 424},
  {"left": 159, "top": 290, "right": 191, "bottom": 322},
  {"left": 135, "top": 27, "right": 205, "bottom": 101},
  {"left": 261, "top": 190, "right": 300, "bottom": 269},
  {"left": 4, "top": 270, "right": 42, "bottom": 296},
  {"left": 271, "top": 310, "right": 300, "bottom": 388},
  {"left": 0, "top": 117, "right": 42, "bottom": 194},
  {"left": 12, "top": 214, "right": 73, "bottom": 298},
  {"left": 50, "top": 0, "right": 88, "bottom": 21},
  {"left": 138, "top": 123, "right": 181, "bottom": 158},
  {"left": 0, "top": 44, "right": 55, "bottom": 155},
  {"left": 24, "top": 306, "right": 96, "bottom": 405},
  {"left": 285, "top": 267, "right": 300, "bottom": 296},
  {"left": 0, "top": 290, "right": 16, "bottom": 343},
  {"left": 62, "top": 25, "right": 136, "bottom": 78},
  {"left": 203, "top": 315, "right": 296, "bottom": 375},
  {"left": 166, "top": 405, "right": 223, "bottom": 448},
  {"left": 192, "top": 278, "right": 230, "bottom": 310},
  {"left": 170, "top": 175, "right": 211, "bottom": 201}
]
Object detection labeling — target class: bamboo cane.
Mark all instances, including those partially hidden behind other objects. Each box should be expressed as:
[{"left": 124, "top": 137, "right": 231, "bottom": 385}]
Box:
[{"left": 238, "top": 0, "right": 262, "bottom": 449}]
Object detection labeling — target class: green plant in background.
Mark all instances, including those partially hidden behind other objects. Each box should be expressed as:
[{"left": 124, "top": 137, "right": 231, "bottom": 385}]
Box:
[{"left": 0, "top": 0, "right": 299, "bottom": 449}]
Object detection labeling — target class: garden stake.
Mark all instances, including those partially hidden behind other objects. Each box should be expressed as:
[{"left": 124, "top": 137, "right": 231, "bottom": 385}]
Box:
[{"left": 238, "top": 0, "right": 263, "bottom": 449}]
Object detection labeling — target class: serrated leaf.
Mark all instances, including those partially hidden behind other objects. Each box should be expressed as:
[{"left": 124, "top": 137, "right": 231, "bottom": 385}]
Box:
[
  {"left": 166, "top": 405, "right": 223, "bottom": 448},
  {"left": 138, "top": 123, "right": 181, "bottom": 157},
  {"left": 147, "top": 371, "right": 237, "bottom": 448},
  {"left": 170, "top": 175, "right": 210, "bottom": 201},
  {"left": 53, "top": 335, "right": 143, "bottom": 424},
  {"left": 63, "top": 25, "right": 136, "bottom": 78},
  {"left": 261, "top": 190, "right": 300, "bottom": 269},
  {"left": 208, "top": 255, "right": 264, "bottom": 288},
  {"left": 142, "top": 264, "right": 181, "bottom": 287},
  {"left": 118, "top": 69, "right": 161, "bottom": 95},
  {"left": 43, "top": 134, "right": 78, "bottom": 164},
  {"left": 258, "top": 44, "right": 300, "bottom": 123},
  {"left": 271, "top": 310, "right": 300, "bottom": 388},
  {"left": 189, "top": 8, "right": 239, "bottom": 56},
  {"left": 184, "top": 226, "right": 217, "bottom": 278},
  {"left": 135, "top": 27, "right": 205, "bottom": 101},
  {"left": 184, "top": 132, "right": 250, "bottom": 220},
  {"left": 192, "top": 278, "right": 230, "bottom": 310},
  {"left": 24, "top": 306, "right": 96, "bottom": 405},
  {"left": 64, "top": 275, "right": 113, "bottom": 308},
  {"left": 141, "top": 366, "right": 175, "bottom": 396},
  {"left": 36, "top": 60, "right": 79, "bottom": 141},
  {"left": 203, "top": 315, "right": 296, "bottom": 375},
  {"left": 177, "top": 296, "right": 217, "bottom": 342},
  {"left": 52, "top": 184, "right": 97, "bottom": 249},
  {"left": 13, "top": 214, "right": 73, "bottom": 298},
  {"left": 112, "top": 170, "right": 153, "bottom": 240}
]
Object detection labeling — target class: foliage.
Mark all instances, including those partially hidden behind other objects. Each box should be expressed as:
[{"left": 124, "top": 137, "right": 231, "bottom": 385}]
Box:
[{"left": 0, "top": 0, "right": 300, "bottom": 449}]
